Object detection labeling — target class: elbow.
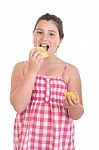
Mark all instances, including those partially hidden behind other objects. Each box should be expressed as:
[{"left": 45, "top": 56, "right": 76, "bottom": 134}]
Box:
[
  {"left": 73, "top": 108, "right": 84, "bottom": 120},
  {"left": 11, "top": 104, "right": 24, "bottom": 114},
  {"left": 10, "top": 96, "right": 25, "bottom": 113},
  {"left": 68, "top": 107, "right": 84, "bottom": 120},
  {"left": 11, "top": 102, "right": 25, "bottom": 113}
]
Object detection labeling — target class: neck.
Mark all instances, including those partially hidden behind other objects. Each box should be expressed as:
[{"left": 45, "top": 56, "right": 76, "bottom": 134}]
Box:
[{"left": 43, "top": 55, "right": 58, "bottom": 63}]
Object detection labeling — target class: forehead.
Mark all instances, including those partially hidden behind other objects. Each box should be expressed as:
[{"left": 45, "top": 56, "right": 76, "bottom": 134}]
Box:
[{"left": 35, "top": 20, "right": 58, "bottom": 31}]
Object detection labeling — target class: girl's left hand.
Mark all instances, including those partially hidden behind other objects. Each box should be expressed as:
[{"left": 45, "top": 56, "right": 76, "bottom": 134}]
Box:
[{"left": 64, "top": 94, "right": 79, "bottom": 108}]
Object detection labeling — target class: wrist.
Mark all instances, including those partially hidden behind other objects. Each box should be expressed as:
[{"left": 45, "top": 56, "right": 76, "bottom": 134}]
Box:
[{"left": 68, "top": 103, "right": 84, "bottom": 120}]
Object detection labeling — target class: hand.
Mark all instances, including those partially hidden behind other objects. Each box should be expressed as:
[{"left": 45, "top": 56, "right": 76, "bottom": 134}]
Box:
[
  {"left": 64, "top": 92, "right": 79, "bottom": 108},
  {"left": 28, "top": 48, "right": 44, "bottom": 74}
]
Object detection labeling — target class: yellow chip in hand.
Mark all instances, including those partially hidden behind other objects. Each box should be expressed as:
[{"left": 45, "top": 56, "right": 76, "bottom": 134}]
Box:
[{"left": 64, "top": 91, "right": 78, "bottom": 101}]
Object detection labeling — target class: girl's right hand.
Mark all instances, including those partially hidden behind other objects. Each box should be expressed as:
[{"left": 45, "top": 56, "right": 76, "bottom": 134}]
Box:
[{"left": 27, "top": 48, "right": 44, "bottom": 74}]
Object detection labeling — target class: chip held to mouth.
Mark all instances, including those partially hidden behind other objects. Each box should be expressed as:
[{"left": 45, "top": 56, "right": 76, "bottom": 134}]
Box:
[{"left": 36, "top": 46, "right": 48, "bottom": 58}]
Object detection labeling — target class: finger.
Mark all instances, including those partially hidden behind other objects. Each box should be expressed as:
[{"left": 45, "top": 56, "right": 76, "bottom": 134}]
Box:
[
  {"left": 39, "top": 57, "right": 44, "bottom": 64},
  {"left": 64, "top": 98, "right": 70, "bottom": 108},
  {"left": 29, "top": 50, "right": 40, "bottom": 61},
  {"left": 67, "top": 97, "right": 75, "bottom": 107},
  {"left": 36, "top": 53, "right": 45, "bottom": 61},
  {"left": 72, "top": 99, "right": 79, "bottom": 105},
  {"left": 29, "top": 48, "right": 36, "bottom": 58}
]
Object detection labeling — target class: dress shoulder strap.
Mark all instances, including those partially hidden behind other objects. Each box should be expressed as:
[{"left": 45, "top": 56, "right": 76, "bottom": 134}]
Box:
[{"left": 61, "top": 63, "right": 68, "bottom": 79}]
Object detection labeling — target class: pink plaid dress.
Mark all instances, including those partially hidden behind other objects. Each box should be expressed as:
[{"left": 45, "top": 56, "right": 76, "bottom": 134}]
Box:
[{"left": 14, "top": 65, "right": 75, "bottom": 150}]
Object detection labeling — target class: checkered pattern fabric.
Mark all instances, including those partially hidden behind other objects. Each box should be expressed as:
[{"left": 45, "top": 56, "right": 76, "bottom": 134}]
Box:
[{"left": 14, "top": 74, "right": 75, "bottom": 150}]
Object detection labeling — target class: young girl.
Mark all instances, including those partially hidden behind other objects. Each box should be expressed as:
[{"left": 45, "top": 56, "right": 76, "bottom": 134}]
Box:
[{"left": 10, "top": 13, "right": 84, "bottom": 150}]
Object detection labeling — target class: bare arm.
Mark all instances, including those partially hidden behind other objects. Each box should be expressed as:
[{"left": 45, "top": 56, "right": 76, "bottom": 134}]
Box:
[
  {"left": 10, "top": 49, "right": 44, "bottom": 113},
  {"left": 64, "top": 64, "right": 84, "bottom": 120}
]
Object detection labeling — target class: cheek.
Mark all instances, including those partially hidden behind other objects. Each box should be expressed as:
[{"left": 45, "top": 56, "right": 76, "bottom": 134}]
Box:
[
  {"left": 52, "top": 39, "right": 60, "bottom": 48},
  {"left": 33, "top": 36, "right": 39, "bottom": 46}
]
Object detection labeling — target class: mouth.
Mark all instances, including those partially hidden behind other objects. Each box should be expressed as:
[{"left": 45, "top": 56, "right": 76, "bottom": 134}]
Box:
[{"left": 39, "top": 44, "right": 49, "bottom": 51}]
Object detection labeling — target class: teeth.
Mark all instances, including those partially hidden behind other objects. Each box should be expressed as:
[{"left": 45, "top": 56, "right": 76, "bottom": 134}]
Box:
[
  {"left": 40, "top": 44, "right": 47, "bottom": 47},
  {"left": 40, "top": 43, "right": 49, "bottom": 51}
]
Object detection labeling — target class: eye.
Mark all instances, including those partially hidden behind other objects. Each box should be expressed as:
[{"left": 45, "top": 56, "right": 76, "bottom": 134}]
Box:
[
  {"left": 37, "top": 31, "right": 43, "bottom": 34},
  {"left": 49, "top": 32, "right": 55, "bottom": 37}
]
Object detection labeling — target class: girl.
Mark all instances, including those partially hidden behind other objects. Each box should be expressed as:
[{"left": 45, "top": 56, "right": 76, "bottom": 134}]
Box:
[{"left": 10, "top": 13, "right": 84, "bottom": 150}]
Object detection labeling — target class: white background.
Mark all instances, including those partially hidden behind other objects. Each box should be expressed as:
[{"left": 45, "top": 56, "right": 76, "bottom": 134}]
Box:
[{"left": 0, "top": 0, "right": 99, "bottom": 149}]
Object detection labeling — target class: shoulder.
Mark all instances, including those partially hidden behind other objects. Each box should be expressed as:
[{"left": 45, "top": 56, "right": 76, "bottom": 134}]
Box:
[
  {"left": 12, "top": 61, "right": 28, "bottom": 76},
  {"left": 13, "top": 61, "right": 28, "bottom": 70},
  {"left": 57, "top": 57, "right": 80, "bottom": 74},
  {"left": 68, "top": 63, "right": 81, "bottom": 85},
  {"left": 58, "top": 58, "right": 79, "bottom": 73},
  {"left": 67, "top": 63, "right": 80, "bottom": 74},
  {"left": 63, "top": 62, "right": 81, "bottom": 84}
]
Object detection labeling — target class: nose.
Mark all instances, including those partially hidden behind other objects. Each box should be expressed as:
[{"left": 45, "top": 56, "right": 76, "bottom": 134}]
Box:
[{"left": 42, "top": 33, "right": 48, "bottom": 41}]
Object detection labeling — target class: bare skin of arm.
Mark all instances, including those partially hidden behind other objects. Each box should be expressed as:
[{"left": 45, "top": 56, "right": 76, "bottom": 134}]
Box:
[
  {"left": 10, "top": 49, "right": 44, "bottom": 113},
  {"left": 64, "top": 64, "right": 84, "bottom": 120}
]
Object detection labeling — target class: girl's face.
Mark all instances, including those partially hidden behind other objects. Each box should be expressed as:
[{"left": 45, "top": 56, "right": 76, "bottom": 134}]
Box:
[{"left": 33, "top": 20, "right": 62, "bottom": 56}]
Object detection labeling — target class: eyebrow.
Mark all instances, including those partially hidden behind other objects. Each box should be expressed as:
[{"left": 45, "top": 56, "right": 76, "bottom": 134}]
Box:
[{"left": 36, "top": 28, "right": 56, "bottom": 33}]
